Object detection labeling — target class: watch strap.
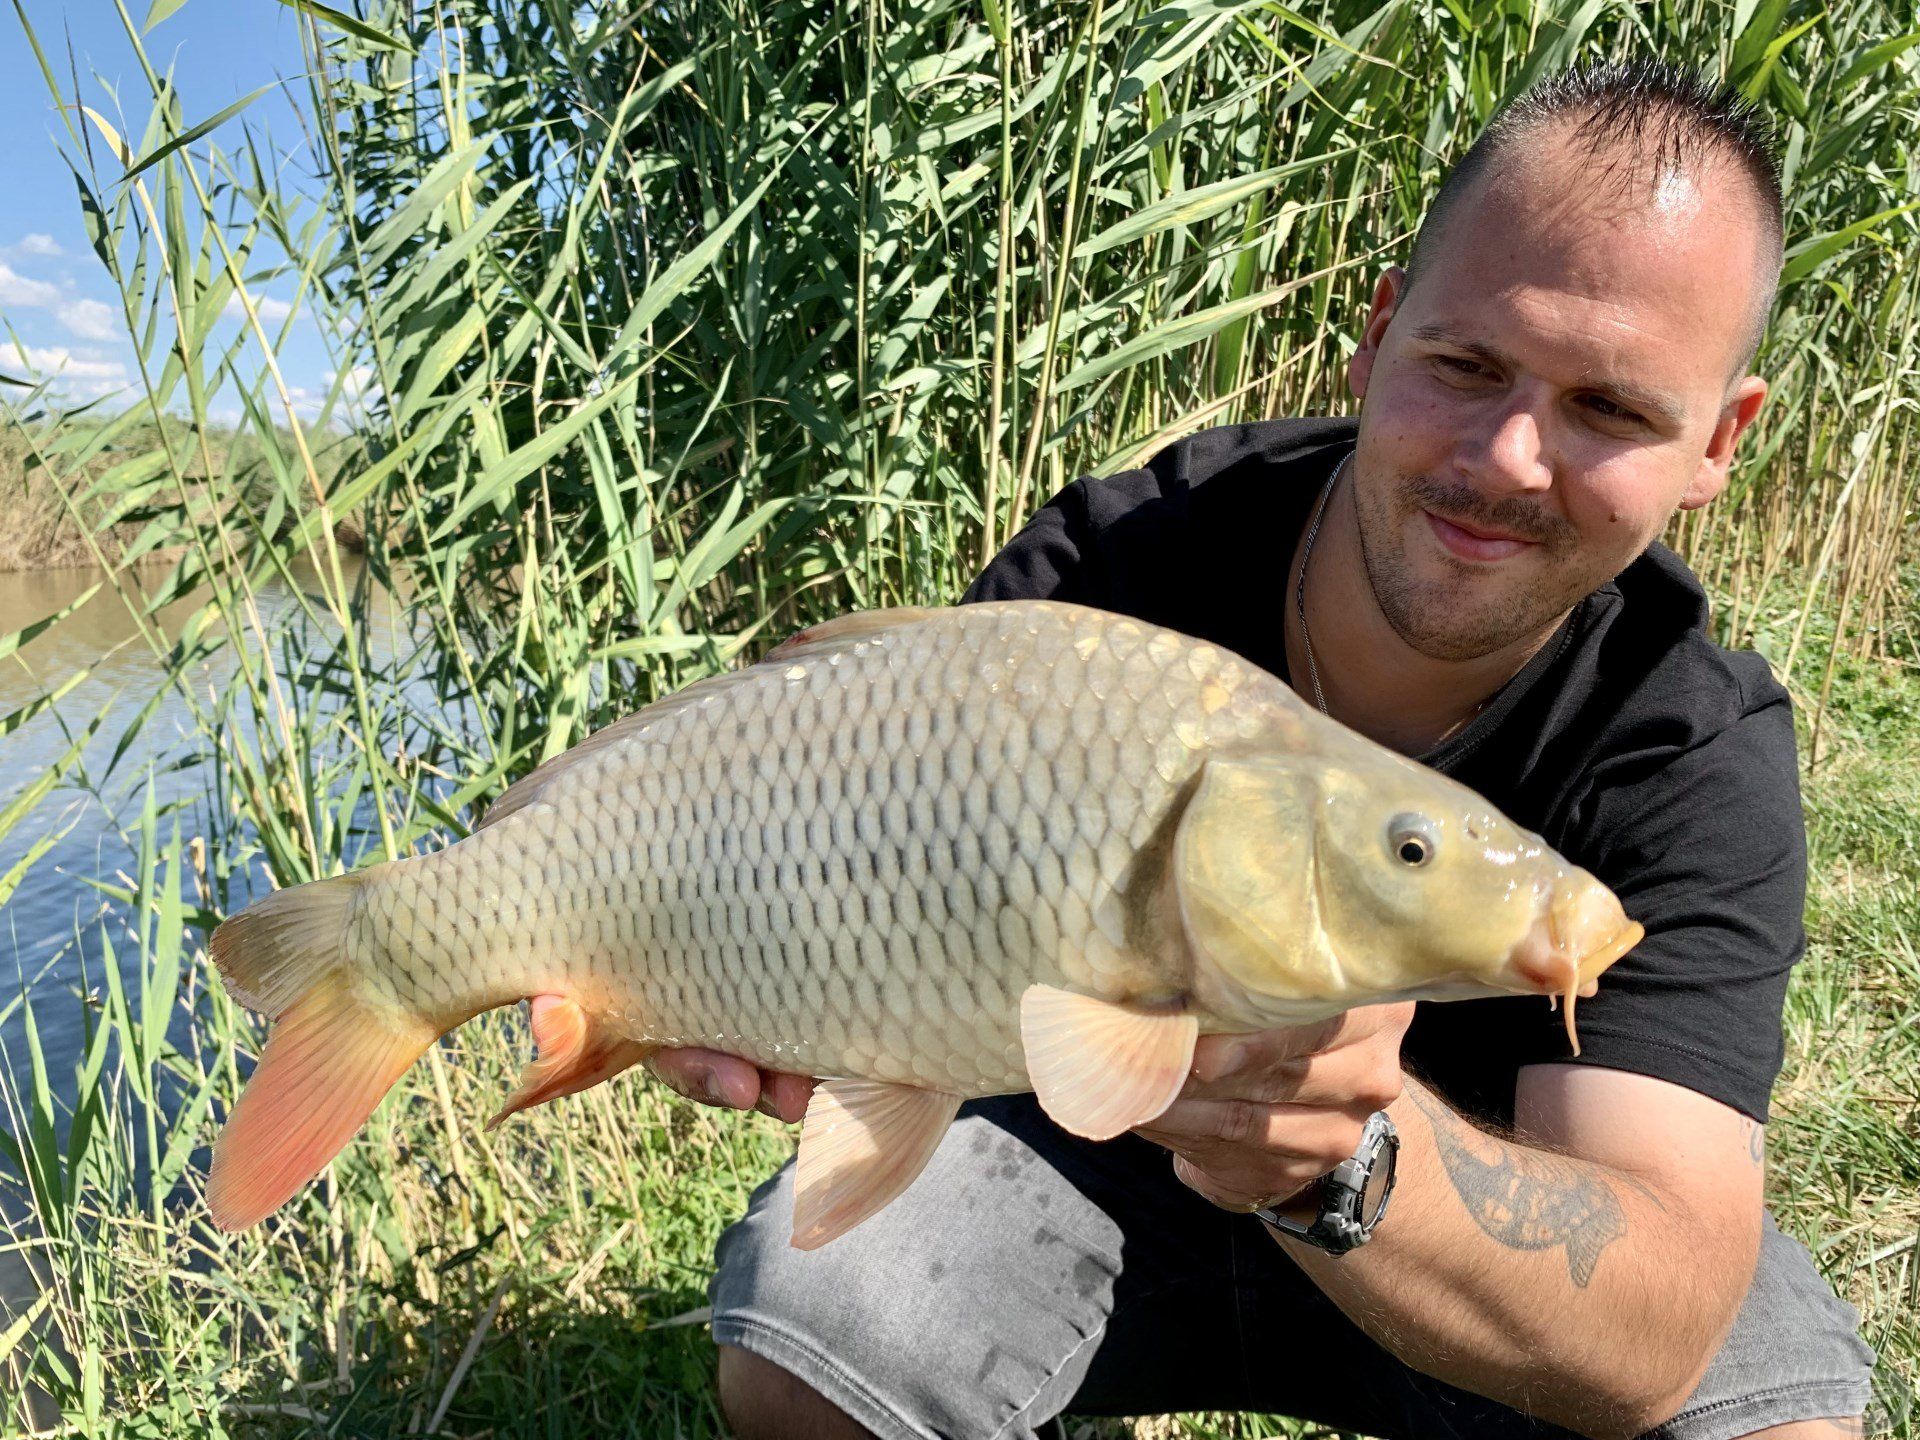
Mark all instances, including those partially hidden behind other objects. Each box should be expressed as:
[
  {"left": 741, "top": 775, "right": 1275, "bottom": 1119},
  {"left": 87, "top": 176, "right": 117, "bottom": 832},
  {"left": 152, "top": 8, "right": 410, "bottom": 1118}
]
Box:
[{"left": 1255, "top": 1110, "right": 1399, "bottom": 1255}]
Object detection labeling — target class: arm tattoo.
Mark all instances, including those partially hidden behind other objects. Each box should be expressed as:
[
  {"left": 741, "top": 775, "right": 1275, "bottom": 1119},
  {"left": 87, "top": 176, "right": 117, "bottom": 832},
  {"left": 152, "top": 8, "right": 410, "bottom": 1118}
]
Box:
[{"left": 1407, "top": 1085, "right": 1661, "bottom": 1288}]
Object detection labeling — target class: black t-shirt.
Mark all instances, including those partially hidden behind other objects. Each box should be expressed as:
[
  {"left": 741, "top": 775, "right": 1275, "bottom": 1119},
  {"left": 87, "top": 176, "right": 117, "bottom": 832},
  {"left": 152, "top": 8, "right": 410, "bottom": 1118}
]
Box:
[{"left": 959, "top": 416, "right": 1804, "bottom": 1129}]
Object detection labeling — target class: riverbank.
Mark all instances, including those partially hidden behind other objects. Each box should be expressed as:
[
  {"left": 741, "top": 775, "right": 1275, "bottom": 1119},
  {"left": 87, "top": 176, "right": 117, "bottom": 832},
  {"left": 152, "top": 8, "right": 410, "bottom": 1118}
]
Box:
[{"left": 0, "top": 416, "right": 366, "bottom": 572}]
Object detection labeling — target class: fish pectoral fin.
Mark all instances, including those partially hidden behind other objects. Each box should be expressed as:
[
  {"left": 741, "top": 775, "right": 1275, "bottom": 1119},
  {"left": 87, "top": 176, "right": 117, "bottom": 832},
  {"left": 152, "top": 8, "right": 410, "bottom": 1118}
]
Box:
[
  {"left": 486, "top": 995, "right": 653, "bottom": 1130},
  {"left": 791, "top": 1080, "right": 962, "bottom": 1251},
  {"left": 1020, "top": 984, "right": 1198, "bottom": 1141}
]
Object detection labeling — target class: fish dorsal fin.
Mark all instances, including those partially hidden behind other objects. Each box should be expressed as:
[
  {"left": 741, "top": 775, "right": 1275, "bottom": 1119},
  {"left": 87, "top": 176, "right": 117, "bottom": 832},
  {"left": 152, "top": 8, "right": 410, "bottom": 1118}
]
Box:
[
  {"left": 478, "top": 608, "right": 949, "bottom": 832},
  {"left": 486, "top": 995, "right": 653, "bottom": 1130},
  {"left": 1020, "top": 984, "right": 1197, "bottom": 1140},
  {"left": 763, "top": 606, "right": 947, "bottom": 665},
  {"left": 791, "top": 1079, "right": 962, "bottom": 1250}
]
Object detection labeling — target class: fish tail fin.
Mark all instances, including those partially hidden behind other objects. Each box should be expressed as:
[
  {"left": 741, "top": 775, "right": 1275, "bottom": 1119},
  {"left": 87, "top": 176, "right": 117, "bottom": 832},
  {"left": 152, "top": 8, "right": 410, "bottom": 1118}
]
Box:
[{"left": 206, "top": 872, "right": 439, "bottom": 1231}]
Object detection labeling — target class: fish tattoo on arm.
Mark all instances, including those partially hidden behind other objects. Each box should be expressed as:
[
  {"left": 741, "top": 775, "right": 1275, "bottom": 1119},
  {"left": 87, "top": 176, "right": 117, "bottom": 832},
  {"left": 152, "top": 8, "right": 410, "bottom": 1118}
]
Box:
[{"left": 1407, "top": 1085, "right": 1663, "bottom": 1288}]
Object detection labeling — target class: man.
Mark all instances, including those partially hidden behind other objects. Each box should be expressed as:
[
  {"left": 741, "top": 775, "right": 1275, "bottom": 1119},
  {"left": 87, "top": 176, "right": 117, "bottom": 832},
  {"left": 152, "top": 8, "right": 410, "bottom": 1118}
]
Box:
[{"left": 655, "top": 60, "right": 1879, "bottom": 1439}]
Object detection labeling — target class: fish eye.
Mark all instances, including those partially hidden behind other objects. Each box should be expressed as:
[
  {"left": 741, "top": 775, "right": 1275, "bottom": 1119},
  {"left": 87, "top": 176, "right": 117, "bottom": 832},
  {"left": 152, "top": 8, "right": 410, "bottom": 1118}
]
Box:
[{"left": 1388, "top": 814, "right": 1438, "bottom": 867}]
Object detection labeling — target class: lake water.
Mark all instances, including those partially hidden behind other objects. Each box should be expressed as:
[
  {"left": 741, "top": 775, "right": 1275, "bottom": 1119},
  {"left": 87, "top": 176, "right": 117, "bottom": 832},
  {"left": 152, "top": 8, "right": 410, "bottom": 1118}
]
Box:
[
  {"left": 0, "top": 552, "right": 429, "bottom": 1341},
  {"left": 0, "top": 554, "right": 414, "bottom": 1087}
]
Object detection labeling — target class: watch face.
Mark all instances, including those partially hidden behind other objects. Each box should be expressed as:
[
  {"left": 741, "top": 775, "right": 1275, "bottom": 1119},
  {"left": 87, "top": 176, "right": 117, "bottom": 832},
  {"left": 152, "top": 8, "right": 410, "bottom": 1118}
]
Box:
[
  {"left": 1360, "top": 1139, "right": 1396, "bottom": 1228},
  {"left": 1360, "top": 1161, "right": 1391, "bottom": 1227}
]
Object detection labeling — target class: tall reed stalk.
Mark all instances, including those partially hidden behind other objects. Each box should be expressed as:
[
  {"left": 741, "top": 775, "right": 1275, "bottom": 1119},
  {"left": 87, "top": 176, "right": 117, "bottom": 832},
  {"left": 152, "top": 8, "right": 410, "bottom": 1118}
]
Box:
[{"left": 1, "top": 0, "right": 1916, "bottom": 1434}]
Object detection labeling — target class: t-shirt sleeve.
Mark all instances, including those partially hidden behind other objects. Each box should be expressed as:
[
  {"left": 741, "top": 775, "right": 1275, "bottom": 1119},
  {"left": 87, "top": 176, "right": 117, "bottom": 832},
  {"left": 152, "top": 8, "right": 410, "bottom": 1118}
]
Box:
[
  {"left": 958, "top": 479, "right": 1104, "bottom": 606},
  {"left": 1523, "top": 694, "right": 1805, "bottom": 1122}
]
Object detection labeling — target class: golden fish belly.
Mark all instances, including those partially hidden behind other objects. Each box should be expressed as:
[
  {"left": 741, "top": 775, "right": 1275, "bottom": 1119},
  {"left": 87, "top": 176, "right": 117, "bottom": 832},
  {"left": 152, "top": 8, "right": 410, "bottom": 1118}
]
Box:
[{"left": 351, "top": 602, "right": 1299, "bottom": 1096}]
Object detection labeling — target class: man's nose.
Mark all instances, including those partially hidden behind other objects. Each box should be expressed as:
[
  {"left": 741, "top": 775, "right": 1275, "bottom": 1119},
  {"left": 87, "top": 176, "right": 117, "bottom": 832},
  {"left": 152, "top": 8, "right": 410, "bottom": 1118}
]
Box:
[{"left": 1457, "top": 394, "right": 1554, "bottom": 495}]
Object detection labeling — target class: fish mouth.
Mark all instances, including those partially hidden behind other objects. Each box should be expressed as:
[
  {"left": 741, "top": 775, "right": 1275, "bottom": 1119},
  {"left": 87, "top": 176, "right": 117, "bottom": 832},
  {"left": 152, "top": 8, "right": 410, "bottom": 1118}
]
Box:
[
  {"left": 1509, "top": 878, "right": 1643, "bottom": 1054},
  {"left": 1574, "top": 920, "right": 1644, "bottom": 986}
]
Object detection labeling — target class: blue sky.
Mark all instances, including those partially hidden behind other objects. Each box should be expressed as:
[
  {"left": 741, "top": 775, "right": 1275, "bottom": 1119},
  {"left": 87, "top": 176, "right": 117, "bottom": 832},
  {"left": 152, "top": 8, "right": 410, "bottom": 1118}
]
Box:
[{"left": 2, "top": 1, "right": 349, "bottom": 418}]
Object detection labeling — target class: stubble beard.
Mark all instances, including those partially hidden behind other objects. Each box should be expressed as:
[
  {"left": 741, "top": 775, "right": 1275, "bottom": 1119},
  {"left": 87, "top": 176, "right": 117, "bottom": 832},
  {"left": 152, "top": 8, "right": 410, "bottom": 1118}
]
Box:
[{"left": 1352, "top": 468, "right": 1593, "bottom": 662}]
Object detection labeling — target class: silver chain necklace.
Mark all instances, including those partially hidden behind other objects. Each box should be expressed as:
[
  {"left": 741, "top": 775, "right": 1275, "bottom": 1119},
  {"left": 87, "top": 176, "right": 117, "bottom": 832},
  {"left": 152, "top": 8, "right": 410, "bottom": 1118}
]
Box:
[
  {"left": 1297, "top": 450, "right": 1490, "bottom": 743},
  {"left": 1293, "top": 452, "right": 1349, "bottom": 716}
]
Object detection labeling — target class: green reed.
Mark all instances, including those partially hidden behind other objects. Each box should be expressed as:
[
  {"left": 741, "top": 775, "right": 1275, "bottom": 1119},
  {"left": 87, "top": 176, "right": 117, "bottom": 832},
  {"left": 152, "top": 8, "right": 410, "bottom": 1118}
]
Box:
[{"left": 1, "top": 0, "right": 1916, "bottom": 1433}]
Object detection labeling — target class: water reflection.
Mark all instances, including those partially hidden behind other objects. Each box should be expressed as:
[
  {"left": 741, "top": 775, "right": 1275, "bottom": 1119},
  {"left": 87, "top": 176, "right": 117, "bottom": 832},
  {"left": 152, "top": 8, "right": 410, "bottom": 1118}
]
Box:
[
  {"left": 0, "top": 552, "right": 458, "bottom": 1338},
  {"left": 0, "top": 552, "right": 441, "bottom": 1105}
]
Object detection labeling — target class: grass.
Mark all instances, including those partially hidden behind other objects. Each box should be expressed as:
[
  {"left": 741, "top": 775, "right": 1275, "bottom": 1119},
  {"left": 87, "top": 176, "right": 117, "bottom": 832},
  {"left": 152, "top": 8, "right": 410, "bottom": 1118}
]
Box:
[
  {"left": 0, "top": 0, "right": 1917, "bottom": 1434},
  {"left": 0, "top": 608, "right": 1913, "bottom": 1439},
  {"left": 1768, "top": 679, "right": 1920, "bottom": 1435}
]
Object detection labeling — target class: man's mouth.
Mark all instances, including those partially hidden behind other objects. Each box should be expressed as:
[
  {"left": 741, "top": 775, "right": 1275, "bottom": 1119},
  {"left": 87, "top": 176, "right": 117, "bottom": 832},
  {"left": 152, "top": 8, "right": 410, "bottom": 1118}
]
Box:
[{"left": 1423, "top": 509, "right": 1538, "bottom": 562}]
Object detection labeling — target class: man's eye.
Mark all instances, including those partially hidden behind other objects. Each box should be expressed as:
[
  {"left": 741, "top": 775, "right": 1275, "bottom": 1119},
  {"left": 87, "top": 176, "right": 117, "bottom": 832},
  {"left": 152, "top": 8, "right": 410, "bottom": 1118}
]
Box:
[
  {"left": 1435, "top": 355, "right": 1485, "bottom": 377},
  {"left": 1580, "top": 394, "right": 1639, "bottom": 422}
]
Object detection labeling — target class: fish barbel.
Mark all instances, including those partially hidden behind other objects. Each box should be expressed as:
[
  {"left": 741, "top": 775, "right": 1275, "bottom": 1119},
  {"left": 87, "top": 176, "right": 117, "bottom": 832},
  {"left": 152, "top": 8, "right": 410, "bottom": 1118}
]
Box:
[{"left": 204, "top": 600, "right": 1642, "bottom": 1247}]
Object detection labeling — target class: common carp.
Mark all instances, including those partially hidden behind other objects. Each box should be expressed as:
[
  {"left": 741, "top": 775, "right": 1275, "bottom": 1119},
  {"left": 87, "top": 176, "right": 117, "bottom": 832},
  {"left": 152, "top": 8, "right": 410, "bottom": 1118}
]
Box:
[{"left": 204, "top": 600, "right": 1642, "bottom": 1248}]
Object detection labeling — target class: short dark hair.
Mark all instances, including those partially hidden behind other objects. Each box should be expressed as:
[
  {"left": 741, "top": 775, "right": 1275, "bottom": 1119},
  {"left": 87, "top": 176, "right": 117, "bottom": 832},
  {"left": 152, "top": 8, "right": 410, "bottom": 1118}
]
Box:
[{"left": 1404, "top": 59, "right": 1785, "bottom": 379}]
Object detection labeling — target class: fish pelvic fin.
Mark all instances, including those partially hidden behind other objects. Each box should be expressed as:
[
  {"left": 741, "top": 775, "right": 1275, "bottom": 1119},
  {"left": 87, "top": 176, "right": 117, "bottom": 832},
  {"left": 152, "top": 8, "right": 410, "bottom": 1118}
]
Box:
[
  {"left": 486, "top": 994, "right": 654, "bottom": 1130},
  {"left": 791, "top": 1081, "right": 963, "bottom": 1250},
  {"left": 1020, "top": 984, "right": 1198, "bottom": 1140},
  {"left": 206, "top": 869, "right": 442, "bottom": 1232}
]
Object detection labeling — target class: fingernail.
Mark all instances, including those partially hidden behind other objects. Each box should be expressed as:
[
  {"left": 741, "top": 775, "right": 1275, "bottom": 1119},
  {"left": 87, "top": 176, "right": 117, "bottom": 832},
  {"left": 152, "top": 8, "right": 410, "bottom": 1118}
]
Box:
[{"left": 686, "top": 1065, "right": 723, "bottom": 1106}]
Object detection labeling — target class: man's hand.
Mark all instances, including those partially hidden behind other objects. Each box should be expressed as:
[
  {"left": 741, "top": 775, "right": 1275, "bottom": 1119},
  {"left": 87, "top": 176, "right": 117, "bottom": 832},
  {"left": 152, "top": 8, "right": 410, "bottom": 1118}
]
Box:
[
  {"left": 1133, "top": 1002, "right": 1416, "bottom": 1211},
  {"left": 646, "top": 1048, "right": 817, "bottom": 1123}
]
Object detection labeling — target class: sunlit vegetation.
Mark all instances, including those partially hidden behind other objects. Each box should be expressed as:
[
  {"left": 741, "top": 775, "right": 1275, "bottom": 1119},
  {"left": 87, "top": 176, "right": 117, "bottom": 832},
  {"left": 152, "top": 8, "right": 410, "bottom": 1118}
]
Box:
[{"left": 2, "top": 0, "right": 1915, "bottom": 1434}]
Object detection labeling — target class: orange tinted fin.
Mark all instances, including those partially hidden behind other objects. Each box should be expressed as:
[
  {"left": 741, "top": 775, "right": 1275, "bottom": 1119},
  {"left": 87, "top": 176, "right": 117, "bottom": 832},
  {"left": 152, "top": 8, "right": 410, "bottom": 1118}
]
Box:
[
  {"left": 206, "top": 867, "right": 442, "bottom": 1231},
  {"left": 1019, "top": 984, "right": 1198, "bottom": 1141},
  {"left": 486, "top": 995, "right": 653, "bottom": 1130},
  {"left": 207, "top": 980, "right": 438, "bottom": 1231},
  {"left": 791, "top": 1080, "right": 962, "bottom": 1250}
]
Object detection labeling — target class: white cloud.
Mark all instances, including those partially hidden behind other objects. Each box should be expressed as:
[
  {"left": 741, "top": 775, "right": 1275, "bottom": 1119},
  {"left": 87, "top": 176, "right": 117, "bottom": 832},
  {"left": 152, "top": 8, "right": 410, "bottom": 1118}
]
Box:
[
  {"left": 58, "top": 298, "right": 119, "bottom": 342},
  {"left": 0, "top": 261, "right": 62, "bottom": 309},
  {"left": 222, "top": 292, "right": 296, "bottom": 323},
  {"left": 13, "top": 234, "right": 62, "bottom": 258},
  {"left": 0, "top": 342, "right": 125, "bottom": 382},
  {"left": 0, "top": 342, "right": 131, "bottom": 402},
  {"left": 0, "top": 259, "right": 123, "bottom": 345}
]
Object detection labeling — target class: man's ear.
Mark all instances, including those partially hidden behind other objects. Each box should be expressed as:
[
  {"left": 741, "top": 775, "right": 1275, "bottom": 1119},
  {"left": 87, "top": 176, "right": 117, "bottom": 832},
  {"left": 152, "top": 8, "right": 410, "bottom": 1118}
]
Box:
[
  {"left": 1681, "top": 375, "right": 1768, "bottom": 511},
  {"left": 1347, "top": 266, "right": 1405, "bottom": 402}
]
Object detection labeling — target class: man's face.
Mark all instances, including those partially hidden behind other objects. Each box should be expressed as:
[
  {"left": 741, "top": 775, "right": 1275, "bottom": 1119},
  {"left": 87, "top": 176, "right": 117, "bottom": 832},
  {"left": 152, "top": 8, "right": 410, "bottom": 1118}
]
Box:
[{"left": 1345, "top": 140, "right": 1771, "bottom": 662}]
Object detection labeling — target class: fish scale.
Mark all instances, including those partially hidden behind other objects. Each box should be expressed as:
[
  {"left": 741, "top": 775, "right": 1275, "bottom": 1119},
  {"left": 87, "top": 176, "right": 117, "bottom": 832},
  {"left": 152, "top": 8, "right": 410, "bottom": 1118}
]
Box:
[
  {"left": 204, "top": 598, "right": 1645, "bottom": 1245},
  {"left": 359, "top": 601, "right": 1275, "bottom": 1093}
]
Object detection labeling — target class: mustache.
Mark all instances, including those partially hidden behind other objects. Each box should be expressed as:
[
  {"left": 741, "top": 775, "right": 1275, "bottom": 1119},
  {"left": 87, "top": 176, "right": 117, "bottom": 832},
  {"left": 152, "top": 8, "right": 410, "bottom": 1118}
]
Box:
[{"left": 1400, "top": 475, "right": 1576, "bottom": 552}]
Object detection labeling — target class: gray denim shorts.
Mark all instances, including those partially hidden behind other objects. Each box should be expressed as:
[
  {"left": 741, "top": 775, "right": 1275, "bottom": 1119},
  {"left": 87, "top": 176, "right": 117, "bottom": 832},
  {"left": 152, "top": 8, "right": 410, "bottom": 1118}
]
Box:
[{"left": 709, "top": 1095, "right": 1882, "bottom": 1440}]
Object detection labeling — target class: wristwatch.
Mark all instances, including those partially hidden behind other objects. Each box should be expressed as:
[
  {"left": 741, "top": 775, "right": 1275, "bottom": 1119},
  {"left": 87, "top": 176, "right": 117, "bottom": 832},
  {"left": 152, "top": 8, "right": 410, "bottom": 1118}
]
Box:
[{"left": 1254, "top": 1110, "right": 1399, "bottom": 1255}]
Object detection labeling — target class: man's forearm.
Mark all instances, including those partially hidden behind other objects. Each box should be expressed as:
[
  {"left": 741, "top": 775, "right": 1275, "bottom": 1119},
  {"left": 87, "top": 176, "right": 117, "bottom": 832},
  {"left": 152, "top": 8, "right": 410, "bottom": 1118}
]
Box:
[{"left": 1274, "top": 1075, "right": 1751, "bottom": 1439}]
